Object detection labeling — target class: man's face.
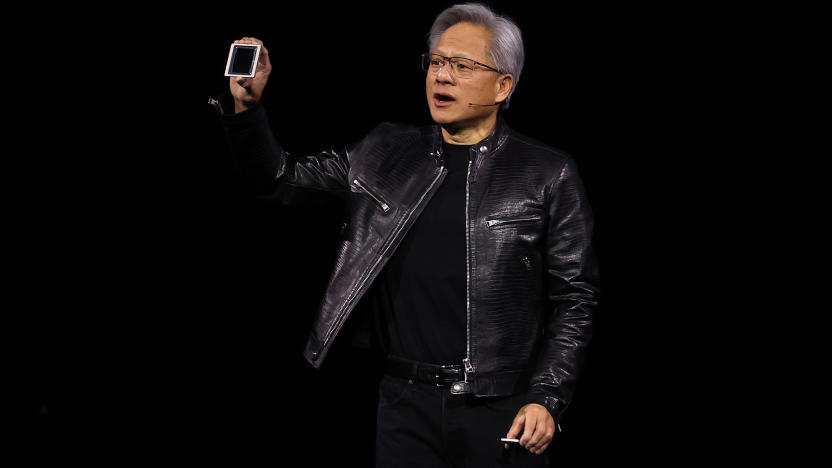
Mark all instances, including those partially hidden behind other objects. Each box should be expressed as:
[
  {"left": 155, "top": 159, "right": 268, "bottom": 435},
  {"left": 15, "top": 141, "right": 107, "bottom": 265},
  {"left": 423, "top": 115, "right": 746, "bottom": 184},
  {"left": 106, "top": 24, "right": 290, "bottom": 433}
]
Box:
[{"left": 426, "top": 22, "right": 506, "bottom": 128}]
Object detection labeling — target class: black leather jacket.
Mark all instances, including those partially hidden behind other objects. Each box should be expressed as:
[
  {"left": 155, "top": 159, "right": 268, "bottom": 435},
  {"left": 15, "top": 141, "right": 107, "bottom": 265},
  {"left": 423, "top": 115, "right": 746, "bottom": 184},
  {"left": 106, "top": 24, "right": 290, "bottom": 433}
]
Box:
[{"left": 220, "top": 102, "right": 599, "bottom": 421}]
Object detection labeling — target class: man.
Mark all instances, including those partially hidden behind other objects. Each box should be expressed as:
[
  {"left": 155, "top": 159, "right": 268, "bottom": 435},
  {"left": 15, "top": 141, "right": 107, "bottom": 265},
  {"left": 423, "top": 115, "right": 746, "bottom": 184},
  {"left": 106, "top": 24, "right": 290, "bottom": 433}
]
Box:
[{"left": 215, "top": 3, "right": 599, "bottom": 466}]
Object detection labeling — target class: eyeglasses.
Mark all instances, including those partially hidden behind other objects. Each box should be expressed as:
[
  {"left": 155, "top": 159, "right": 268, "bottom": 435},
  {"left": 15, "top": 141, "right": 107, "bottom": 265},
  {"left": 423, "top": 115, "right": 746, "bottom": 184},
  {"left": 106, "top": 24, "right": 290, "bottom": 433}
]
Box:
[{"left": 421, "top": 53, "right": 504, "bottom": 79}]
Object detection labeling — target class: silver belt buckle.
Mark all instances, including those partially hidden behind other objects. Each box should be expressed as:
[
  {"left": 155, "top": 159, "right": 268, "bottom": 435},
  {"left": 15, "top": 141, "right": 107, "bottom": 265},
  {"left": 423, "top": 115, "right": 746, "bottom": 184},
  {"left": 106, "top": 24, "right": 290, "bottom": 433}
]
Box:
[{"left": 434, "top": 364, "right": 460, "bottom": 388}]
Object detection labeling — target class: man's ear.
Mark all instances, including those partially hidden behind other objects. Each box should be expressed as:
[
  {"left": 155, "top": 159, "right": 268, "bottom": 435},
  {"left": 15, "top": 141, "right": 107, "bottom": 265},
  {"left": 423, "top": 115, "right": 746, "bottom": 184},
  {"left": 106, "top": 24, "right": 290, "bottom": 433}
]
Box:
[{"left": 494, "top": 74, "right": 514, "bottom": 104}]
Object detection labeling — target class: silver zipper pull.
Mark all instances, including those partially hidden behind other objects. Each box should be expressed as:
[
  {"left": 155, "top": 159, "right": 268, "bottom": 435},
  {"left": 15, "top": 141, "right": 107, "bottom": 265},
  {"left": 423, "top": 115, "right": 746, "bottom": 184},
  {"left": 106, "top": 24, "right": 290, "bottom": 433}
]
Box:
[
  {"left": 463, "top": 358, "right": 474, "bottom": 375},
  {"left": 207, "top": 97, "right": 224, "bottom": 115},
  {"left": 352, "top": 178, "right": 390, "bottom": 212}
]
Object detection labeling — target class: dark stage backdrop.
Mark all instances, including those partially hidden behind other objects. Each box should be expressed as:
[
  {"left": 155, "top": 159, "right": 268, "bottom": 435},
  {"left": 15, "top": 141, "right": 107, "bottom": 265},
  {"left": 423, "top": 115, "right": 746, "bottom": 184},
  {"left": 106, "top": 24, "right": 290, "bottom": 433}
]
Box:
[{"left": 10, "top": 1, "right": 829, "bottom": 463}]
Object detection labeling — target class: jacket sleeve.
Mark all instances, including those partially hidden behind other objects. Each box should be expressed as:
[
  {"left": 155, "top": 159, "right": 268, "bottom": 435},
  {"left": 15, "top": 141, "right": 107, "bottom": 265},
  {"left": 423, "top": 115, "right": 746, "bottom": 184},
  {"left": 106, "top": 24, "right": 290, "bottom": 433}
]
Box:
[
  {"left": 219, "top": 101, "right": 350, "bottom": 204},
  {"left": 525, "top": 155, "right": 600, "bottom": 425}
]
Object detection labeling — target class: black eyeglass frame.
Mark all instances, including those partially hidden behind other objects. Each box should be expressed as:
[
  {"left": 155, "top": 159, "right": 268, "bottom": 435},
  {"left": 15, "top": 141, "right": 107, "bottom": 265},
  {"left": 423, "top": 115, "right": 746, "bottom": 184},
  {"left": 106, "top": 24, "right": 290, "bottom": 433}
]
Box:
[{"left": 421, "top": 53, "right": 505, "bottom": 75}]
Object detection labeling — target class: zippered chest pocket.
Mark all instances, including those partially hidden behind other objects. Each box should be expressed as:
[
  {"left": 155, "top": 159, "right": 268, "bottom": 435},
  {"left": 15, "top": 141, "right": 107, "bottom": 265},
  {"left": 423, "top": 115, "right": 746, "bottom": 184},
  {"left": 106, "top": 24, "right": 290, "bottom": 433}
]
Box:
[
  {"left": 351, "top": 176, "right": 391, "bottom": 213},
  {"left": 485, "top": 212, "right": 543, "bottom": 228}
]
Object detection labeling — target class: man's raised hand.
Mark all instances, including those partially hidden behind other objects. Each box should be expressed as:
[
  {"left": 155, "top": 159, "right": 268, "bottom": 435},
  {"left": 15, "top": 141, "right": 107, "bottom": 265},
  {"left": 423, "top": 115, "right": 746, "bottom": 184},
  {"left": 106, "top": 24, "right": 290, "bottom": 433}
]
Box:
[{"left": 229, "top": 37, "right": 272, "bottom": 113}]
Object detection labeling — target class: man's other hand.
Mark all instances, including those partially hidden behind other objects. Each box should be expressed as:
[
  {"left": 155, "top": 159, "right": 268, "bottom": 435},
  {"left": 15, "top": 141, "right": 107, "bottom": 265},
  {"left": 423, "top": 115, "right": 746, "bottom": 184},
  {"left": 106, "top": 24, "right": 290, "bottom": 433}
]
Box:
[{"left": 504, "top": 403, "right": 554, "bottom": 455}]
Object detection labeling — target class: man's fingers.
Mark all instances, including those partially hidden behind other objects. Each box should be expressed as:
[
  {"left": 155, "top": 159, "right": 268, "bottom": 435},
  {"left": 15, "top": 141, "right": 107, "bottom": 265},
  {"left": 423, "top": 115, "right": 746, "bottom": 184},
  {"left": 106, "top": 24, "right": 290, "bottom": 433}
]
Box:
[
  {"left": 233, "top": 37, "right": 264, "bottom": 48},
  {"left": 533, "top": 433, "right": 553, "bottom": 455},
  {"left": 527, "top": 415, "right": 547, "bottom": 446},
  {"left": 503, "top": 412, "right": 524, "bottom": 449},
  {"left": 525, "top": 412, "right": 555, "bottom": 454},
  {"left": 518, "top": 414, "right": 538, "bottom": 448},
  {"left": 505, "top": 413, "right": 525, "bottom": 439},
  {"left": 527, "top": 424, "right": 554, "bottom": 454}
]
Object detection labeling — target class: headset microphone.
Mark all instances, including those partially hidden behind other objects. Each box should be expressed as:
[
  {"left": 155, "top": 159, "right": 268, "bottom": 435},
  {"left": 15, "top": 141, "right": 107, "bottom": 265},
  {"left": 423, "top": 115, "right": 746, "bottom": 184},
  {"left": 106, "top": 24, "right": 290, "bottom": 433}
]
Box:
[{"left": 468, "top": 102, "right": 500, "bottom": 107}]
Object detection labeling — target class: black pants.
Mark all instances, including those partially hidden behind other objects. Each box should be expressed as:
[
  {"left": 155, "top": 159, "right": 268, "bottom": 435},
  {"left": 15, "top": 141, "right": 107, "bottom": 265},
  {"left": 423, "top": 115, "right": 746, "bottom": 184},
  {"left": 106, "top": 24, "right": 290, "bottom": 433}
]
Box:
[{"left": 375, "top": 374, "right": 550, "bottom": 467}]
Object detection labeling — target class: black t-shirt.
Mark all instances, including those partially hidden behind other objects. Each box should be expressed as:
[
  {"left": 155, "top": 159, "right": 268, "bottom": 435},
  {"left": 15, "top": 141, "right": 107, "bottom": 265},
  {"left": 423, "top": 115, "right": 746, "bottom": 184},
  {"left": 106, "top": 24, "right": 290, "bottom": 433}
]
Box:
[{"left": 372, "top": 141, "right": 471, "bottom": 365}]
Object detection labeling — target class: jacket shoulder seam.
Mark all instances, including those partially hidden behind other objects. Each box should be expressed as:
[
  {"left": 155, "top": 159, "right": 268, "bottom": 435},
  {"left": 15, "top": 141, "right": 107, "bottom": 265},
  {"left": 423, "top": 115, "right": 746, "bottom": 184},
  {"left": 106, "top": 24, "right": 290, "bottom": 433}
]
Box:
[
  {"left": 504, "top": 133, "right": 572, "bottom": 204},
  {"left": 506, "top": 133, "right": 571, "bottom": 160}
]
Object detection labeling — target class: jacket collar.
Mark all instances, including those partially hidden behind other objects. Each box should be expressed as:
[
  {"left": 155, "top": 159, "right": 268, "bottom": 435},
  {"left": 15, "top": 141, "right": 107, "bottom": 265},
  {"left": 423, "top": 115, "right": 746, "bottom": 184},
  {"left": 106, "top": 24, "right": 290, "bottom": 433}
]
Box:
[{"left": 428, "top": 115, "right": 511, "bottom": 160}]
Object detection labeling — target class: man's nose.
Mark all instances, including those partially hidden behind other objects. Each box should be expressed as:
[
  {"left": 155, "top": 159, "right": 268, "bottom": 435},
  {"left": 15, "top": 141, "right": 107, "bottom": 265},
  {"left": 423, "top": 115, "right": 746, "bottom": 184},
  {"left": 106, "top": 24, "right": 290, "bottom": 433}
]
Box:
[{"left": 435, "top": 63, "right": 455, "bottom": 84}]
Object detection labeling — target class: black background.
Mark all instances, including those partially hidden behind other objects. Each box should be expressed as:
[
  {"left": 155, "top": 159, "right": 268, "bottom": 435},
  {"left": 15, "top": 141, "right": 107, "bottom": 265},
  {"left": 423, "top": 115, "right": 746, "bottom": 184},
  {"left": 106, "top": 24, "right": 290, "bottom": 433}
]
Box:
[{"left": 10, "top": 0, "right": 830, "bottom": 463}]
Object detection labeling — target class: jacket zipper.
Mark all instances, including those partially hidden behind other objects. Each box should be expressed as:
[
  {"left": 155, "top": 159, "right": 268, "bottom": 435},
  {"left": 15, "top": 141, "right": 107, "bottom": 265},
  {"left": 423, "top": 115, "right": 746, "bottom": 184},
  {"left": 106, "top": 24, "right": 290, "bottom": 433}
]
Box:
[
  {"left": 317, "top": 165, "right": 446, "bottom": 356},
  {"left": 352, "top": 177, "right": 390, "bottom": 212},
  {"left": 485, "top": 215, "right": 542, "bottom": 227},
  {"left": 463, "top": 157, "right": 474, "bottom": 380}
]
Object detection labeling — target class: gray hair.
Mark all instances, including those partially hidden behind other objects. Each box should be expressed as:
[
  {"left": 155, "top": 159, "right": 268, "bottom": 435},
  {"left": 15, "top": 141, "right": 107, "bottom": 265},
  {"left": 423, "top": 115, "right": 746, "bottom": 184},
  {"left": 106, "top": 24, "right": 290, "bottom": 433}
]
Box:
[{"left": 427, "top": 2, "right": 525, "bottom": 109}]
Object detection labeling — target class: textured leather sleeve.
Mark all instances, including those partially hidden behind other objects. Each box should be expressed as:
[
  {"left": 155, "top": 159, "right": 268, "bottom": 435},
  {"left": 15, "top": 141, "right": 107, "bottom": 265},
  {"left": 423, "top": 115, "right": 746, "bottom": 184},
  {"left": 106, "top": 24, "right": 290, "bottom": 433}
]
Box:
[
  {"left": 220, "top": 101, "right": 350, "bottom": 204},
  {"left": 525, "top": 155, "right": 600, "bottom": 424}
]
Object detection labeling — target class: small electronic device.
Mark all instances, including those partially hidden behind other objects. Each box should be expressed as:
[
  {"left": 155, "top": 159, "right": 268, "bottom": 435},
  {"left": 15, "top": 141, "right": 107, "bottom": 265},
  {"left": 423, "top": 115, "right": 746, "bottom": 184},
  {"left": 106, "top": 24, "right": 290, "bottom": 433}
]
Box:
[
  {"left": 500, "top": 438, "right": 520, "bottom": 444},
  {"left": 224, "top": 43, "right": 261, "bottom": 78}
]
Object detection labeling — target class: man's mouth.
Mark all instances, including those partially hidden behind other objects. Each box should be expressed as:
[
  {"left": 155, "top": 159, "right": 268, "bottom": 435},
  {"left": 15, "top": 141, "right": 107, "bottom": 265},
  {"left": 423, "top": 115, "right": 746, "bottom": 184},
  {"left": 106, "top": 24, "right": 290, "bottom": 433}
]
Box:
[{"left": 434, "top": 92, "right": 456, "bottom": 106}]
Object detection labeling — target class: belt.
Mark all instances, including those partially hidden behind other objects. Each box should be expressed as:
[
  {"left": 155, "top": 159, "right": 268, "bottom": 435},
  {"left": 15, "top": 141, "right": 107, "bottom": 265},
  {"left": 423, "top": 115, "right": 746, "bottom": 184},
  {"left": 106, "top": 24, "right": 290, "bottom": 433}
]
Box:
[{"left": 385, "top": 356, "right": 470, "bottom": 393}]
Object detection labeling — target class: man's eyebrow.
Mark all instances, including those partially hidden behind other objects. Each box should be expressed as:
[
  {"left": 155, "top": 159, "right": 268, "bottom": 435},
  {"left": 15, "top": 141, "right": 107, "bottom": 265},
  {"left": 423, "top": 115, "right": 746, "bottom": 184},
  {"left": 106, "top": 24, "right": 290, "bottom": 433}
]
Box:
[{"left": 433, "top": 50, "right": 477, "bottom": 61}]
